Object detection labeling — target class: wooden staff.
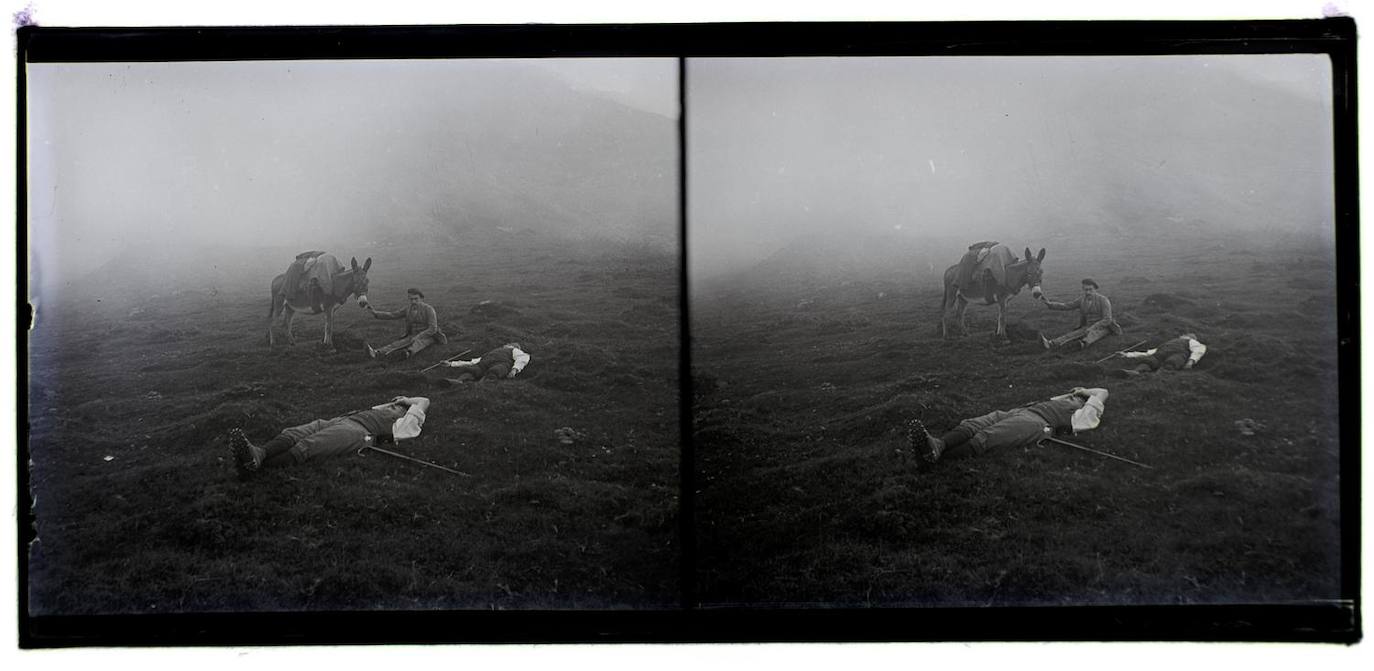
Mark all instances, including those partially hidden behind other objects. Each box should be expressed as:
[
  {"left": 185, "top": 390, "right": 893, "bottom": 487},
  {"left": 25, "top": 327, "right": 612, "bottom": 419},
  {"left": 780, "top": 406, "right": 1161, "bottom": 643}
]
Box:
[
  {"left": 1042, "top": 436, "right": 1153, "bottom": 469},
  {"left": 421, "top": 349, "right": 472, "bottom": 373},
  {"left": 360, "top": 444, "right": 471, "bottom": 477},
  {"left": 1094, "top": 339, "right": 1148, "bottom": 364}
]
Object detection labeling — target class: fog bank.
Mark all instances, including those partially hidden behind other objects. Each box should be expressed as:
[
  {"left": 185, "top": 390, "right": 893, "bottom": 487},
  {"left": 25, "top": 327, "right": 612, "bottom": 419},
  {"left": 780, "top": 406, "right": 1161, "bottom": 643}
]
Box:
[
  {"left": 28, "top": 58, "right": 679, "bottom": 304},
  {"left": 687, "top": 55, "right": 1334, "bottom": 287}
]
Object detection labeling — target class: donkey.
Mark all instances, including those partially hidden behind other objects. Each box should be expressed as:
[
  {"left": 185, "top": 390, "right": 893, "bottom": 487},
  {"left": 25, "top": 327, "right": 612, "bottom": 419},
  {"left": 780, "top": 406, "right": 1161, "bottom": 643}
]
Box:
[
  {"left": 266, "top": 253, "right": 372, "bottom": 347},
  {"left": 938, "top": 245, "right": 1045, "bottom": 340}
]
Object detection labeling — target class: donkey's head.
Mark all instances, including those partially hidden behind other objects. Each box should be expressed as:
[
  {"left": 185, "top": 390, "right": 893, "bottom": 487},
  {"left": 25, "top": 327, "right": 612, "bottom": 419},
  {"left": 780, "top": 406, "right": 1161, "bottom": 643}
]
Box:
[
  {"left": 1021, "top": 247, "right": 1046, "bottom": 300},
  {"left": 349, "top": 257, "right": 373, "bottom": 309}
]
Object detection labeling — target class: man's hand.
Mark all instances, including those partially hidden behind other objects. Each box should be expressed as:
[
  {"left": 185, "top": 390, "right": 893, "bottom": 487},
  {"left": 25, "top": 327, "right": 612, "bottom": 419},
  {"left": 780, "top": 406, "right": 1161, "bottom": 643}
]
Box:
[{"left": 391, "top": 396, "right": 409, "bottom": 405}]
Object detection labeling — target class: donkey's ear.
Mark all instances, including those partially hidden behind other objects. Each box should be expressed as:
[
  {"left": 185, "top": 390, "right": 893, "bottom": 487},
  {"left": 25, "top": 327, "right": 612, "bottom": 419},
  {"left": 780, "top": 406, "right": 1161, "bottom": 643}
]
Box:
[
  {"left": 1024, "top": 247, "right": 1033, "bottom": 261},
  {"left": 363, "top": 257, "right": 372, "bottom": 272},
  {"left": 1036, "top": 247, "right": 1046, "bottom": 263},
  {"left": 350, "top": 256, "right": 359, "bottom": 270}
]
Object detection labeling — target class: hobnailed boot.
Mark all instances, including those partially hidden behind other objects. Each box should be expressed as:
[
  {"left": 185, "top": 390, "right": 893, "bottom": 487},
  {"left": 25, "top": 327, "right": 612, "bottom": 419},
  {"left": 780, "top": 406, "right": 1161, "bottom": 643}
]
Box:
[
  {"left": 905, "top": 419, "right": 945, "bottom": 465},
  {"left": 228, "top": 428, "right": 265, "bottom": 478}
]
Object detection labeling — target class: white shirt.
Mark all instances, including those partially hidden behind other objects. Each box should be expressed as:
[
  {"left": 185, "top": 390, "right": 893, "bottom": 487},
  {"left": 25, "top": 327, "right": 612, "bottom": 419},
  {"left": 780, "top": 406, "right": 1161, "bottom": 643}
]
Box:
[
  {"left": 1121, "top": 337, "right": 1207, "bottom": 365},
  {"left": 1046, "top": 388, "right": 1110, "bottom": 433},
  {"left": 451, "top": 346, "right": 531, "bottom": 378},
  {"left": 510, "top": 347, "right": 531, "bottom": 376},
  {"left": 368, "top": 401, "right": 427, "bottom": 440}
]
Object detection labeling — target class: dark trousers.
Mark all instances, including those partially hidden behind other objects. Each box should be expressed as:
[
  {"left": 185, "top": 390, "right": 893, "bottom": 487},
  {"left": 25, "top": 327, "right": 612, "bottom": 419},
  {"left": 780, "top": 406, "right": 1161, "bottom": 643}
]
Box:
[
  {"left": 1050, "top": 318, "right": 1122, "bottom": 347},
  {"left": 940, "top": 408, "right": 1051, "bottom": 458},
  {"left": 1129, "top": 352, "right": 1189, "bottom": 372},
  {"left": 378, "top": 333, "right": 438, "bottom": 358}
]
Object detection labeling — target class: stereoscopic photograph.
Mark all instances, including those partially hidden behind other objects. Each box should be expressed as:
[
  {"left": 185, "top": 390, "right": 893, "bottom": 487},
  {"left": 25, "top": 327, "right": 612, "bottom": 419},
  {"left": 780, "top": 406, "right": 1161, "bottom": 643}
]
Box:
[
  {"left": 26, "top": 56, "right": 682, "bottom": 614},
  {"left": 689, "top": 55, "right": 1346, "bottom": 608},
  {"left": 19, "top": 19, "right": 1356, "bottom": 647}
]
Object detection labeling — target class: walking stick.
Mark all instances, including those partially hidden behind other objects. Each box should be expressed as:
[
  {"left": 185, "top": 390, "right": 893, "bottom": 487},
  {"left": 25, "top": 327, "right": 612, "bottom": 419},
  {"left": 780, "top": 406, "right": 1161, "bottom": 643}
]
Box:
[
  {"left": 421, "top": 349, "right": 472, "bottom": 373},
  {"left": 1094, "top": 339, "right": 1148, "bottom": 364},
  {"left": 1041, "top": 436, "right": 1153, "bottom": 469},
  {"left": 359, "top": 443, "right": 471, "bottom": 477}
]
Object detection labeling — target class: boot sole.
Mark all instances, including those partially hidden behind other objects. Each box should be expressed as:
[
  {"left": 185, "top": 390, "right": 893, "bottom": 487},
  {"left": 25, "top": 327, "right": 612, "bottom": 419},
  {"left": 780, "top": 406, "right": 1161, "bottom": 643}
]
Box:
[
  {"left": 228, "top": 429, "right": 259, "bottom": 477},
  {"left": 905, "top": 419, "right": 941, "bottom": 465}
]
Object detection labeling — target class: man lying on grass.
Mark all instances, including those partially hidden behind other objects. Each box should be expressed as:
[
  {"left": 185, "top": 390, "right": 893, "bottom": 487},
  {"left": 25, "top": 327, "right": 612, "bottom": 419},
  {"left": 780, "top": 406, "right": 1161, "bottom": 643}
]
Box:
[
  {"left": 432, "top": 343, "right": 531, "bottom": 386},
  {"left": 907, "top": 387, "right": 1109, "bottom": 466},
  {"left": 228, "top": 396, "right": 430, "bottom": 479},
  {"left": 1110, "top": 333, "right": 1207, "bottom": 377}
]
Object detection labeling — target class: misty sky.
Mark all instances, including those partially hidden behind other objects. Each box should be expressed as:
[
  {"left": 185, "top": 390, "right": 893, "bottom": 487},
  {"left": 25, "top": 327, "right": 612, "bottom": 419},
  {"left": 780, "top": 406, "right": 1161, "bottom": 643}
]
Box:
[
  {"left": 687, "top": 55, "right": 1334, "bottom": 281},
  {"left": 26, "top": 53, "right": 1339, "bottom": 297},
  {"left": 27, "top": 58, "right": 678, "bottom": 295}
]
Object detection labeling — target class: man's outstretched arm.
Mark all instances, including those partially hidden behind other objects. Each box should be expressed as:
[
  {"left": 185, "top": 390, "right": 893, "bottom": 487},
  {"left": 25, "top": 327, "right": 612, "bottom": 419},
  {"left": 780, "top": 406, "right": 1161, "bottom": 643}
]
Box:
[
  {"left": 1121, "top": 347, "right": 1159, "bottom": 359},
  {"left": 1043, "top": 296, "right": 1080, "bottom": 310}
]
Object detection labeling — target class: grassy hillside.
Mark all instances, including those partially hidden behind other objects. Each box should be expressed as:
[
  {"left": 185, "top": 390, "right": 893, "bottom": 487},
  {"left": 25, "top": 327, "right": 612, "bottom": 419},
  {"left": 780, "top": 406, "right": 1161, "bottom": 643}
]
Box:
[
  {"left": 27, "top": 232, "right": 681, "bottom": 613},
  {"left": 692, "top": 230, "right": 1343, "bottom": 607}
]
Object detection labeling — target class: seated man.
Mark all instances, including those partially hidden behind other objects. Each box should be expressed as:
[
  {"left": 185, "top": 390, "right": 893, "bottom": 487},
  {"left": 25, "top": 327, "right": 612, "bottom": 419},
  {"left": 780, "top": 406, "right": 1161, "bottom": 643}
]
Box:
[
  {"left": 1040, "top": 278, "right": 1122, "bottom": 350},
  {"left": 907, "top": 387, "right": 1109, "bottom": 466},
  {"left": 228, "top": 396, "right": 430, "bottom": 478},
  {"left": 365, "top": 288, "right": 448, "bottom": 360},
  {"left": 1114, "top": 333, "right": 1207, "bottom": 376},
  {"left": 434, "top": 343, "right": 531, "bottom": 385}
]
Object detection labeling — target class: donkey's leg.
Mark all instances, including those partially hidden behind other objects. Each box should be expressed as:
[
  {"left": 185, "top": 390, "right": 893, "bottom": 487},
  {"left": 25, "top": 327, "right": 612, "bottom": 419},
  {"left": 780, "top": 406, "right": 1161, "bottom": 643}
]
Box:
[
  {"left": 956, "top": 296, "right": 970, "bottom": 337},
  {"left": 283, "top": 306, "right": 297, "bottom": 345},
  {"left": 939, "top": 287, "right": 956, "bottom": 339},
  {"left": 323, "top": 305, "right": 334, "bottom": 347},
  {"left": 266, "top": 297, "right": 279, "bottom": 347},
  {"left": 995, "top": 295, "right": 1009, "bottom": 342}
]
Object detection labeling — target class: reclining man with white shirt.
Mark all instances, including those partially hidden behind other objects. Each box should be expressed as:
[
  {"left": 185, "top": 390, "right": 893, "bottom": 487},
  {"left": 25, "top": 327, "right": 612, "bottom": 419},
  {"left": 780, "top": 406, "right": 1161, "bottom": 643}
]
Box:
[
  {"left": 1113, "top": 333, "right": 1207, "bottom": 377},
  {"left": 907, "top": 387, "right": 1110, "bottom": 467},
  {"left": 228, "top": 396, "right": 430, "bottom": 479},
  {"left": 435, "top": 343, "right": 531, "bottom": 386}
]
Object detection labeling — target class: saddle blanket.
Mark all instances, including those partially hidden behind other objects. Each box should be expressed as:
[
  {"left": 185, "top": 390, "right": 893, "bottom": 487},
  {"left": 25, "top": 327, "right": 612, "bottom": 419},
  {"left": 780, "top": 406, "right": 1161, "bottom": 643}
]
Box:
[{"left": 282, "top": 252, "right": 343, "bottom": 307}]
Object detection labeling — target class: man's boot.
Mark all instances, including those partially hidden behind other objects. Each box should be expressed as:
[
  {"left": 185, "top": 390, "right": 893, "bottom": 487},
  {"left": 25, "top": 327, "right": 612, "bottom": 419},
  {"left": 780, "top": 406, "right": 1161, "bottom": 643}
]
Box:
[{"left": 228, "top": 428, "right": 265, "bottom": 478}]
